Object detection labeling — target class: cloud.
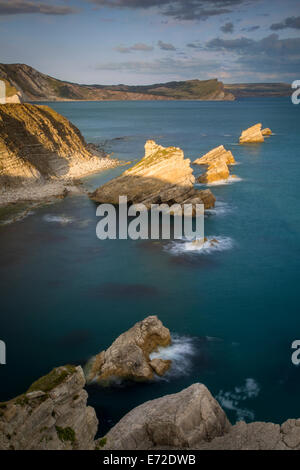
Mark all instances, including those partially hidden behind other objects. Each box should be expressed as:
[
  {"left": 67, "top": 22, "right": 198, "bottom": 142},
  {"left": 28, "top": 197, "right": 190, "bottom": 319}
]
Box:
[
  {"left": 87, "top": 0, "right": 257, "bottom": 21},
  {"left": 221, "top": 22, "right": 234, "bottom": 33},
  {"left": 0, "top": 0, "right": 77, "bottom": 15},
  {"left": 114, "top": 42, "right": 154, "bottom": 53},
  {"left": 205, "top": 33, "right": 300, "bottom": 76},
  {"left": 242, "top": 25, "right": 260, "bottom": 32},
  {"left": 270, "top": 16, "right": 300, "bottom": 31},
  {"left": 158, "top": 40, "right": 176, "bottom": 50}
]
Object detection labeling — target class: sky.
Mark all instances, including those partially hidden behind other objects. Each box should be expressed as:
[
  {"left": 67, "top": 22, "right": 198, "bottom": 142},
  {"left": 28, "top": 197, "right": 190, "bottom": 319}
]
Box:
[{"left": 1, "top": 0, "right": 300, "bottom": 84}]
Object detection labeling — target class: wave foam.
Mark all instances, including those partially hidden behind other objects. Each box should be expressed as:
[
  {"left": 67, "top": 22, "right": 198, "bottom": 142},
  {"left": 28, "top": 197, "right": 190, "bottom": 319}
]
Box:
[
  {"left": 205, "top": 201, "right": 232, "bottom": 217},
  {"left": 216, "top": 378, "right": 260, "bottom": 422},
  {"left": 207, "top": 176, "right": 243, "bottom": 186},
  {"left": 165, "top": 236, "right": 234, "bottom": 256},
  {"left": 43, "top": 214, "right": 74, "bottom": 225},
  {"left": 150, "top": 334, "right": 197, "bottom": 379}
]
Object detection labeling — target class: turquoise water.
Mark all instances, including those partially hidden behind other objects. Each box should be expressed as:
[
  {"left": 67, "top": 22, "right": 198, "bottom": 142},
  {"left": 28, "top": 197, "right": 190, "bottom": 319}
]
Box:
[{"left": 1, "top": 99, "right": 300, "bottom": 434}]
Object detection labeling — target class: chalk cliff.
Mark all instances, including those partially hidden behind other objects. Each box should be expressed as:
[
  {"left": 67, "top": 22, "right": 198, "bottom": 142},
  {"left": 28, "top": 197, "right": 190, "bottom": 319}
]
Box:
[
  {"left": 90, "top": 140, "right": 216, "bottom": 210},
  {"left": 0, "top": 104, "right": 118, "bottom": 204}
]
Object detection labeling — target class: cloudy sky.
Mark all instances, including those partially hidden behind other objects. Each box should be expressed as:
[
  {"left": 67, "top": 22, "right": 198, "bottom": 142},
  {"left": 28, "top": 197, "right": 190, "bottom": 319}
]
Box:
[{"left": 1, "top": 0, "right": 300, "bottom": 84}]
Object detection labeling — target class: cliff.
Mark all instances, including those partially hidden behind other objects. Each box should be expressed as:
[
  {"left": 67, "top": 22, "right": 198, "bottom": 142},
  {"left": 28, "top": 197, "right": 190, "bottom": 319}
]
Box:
[
  {"left": 90, "top": 140, "right": 216, "bottom": 211},
  {"left": 0, "top": 64, "right": 234, "bottom": 102},
  {"left": 225, "top": 82, "right": 290, "bottom": 98},
  {"left": 1, "top": 367, "right": 300, "bottom": 450},
  {"left": 0, "top": 366, "right": 98, "bottom": 450},
  {"left": 0, "top": 103, "right": 118, "bottom": 205}
]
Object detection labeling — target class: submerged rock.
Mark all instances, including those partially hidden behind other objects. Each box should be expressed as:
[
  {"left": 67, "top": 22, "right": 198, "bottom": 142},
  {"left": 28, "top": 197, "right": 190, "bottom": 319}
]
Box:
[
  {"left": 86, "top": 315, "right": 172, "bottom": 384},
  {"left": 100, "top": 383, "right": 231, "bottom": 450},
  {"left": 0, "top": 366, "right": 98, "bottom": 450},
  {"left": 90, "top": 140, "right": 216, "bottom": 210},
  {"left": 239, "top": 123, "right": 264, "bottom": 144}
]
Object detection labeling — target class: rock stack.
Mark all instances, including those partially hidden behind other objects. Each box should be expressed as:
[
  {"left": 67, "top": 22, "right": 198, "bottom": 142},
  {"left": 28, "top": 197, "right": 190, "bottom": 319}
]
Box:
[
  {"left": 239, "top": 123, "right": 273, "bottom": 144},
  {"left": 193, "top": 145, "right": 236, "bottom": 184}
]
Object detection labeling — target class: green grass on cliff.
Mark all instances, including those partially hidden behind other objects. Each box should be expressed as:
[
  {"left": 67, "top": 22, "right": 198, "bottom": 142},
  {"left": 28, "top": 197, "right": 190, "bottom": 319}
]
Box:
[{"left": 27, "top": 365, "right": 77, "bottom": 393}]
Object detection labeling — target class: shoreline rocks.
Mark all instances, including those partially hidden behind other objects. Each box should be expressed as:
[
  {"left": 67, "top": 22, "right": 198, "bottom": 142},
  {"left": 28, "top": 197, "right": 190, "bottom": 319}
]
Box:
[
  {"left": 90, "top": 140, "right": 216, "bottom": 211},
  {"left": 86, "top": 315, "right": 172, "bottom": 384},
  {"left": 0, "top": 366, "right": 98, "bottom": 450},
  {"left": 0, "top": 104, "right": 120, "bottom": 206}
]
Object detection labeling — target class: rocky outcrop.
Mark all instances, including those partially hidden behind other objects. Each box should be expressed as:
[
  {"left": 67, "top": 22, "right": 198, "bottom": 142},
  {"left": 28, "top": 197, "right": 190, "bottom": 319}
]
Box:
[
  {"left": 0, "top": 104, "right": 118, "bottom": 205},
  {"left": 239, "top": 123, "right": 265, "bottom": 144},
  {"left": 193, "top": 145, "right": 236, "bottom": 184},
  {"left": 86, "top": 316, "right": 172, "bottom": 384},
  {"left": 100, "top": 383, "right": 231, "bottom": 450},
  {"left": 262, "top": 127, "right": 272, "bottom": 136},
  {"left": 0, "top": 366, "right": 98, "bottom": 450},
  {"left": 90, "top": 140, "right": 216, "bottom": 211},
  {"left": 193, "top": 145, "right": 235, "bottom": 166}
]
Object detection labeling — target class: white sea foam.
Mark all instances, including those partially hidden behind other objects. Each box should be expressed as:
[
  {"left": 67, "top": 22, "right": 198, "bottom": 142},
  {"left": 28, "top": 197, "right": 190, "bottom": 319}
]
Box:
[
  {"left": 205, "top": 201, "right": 232, "bottom": 217},
  {"left": 206, "top": 175, "right": 243, "bottom": 186},
  {"left": 43, "top": 214, "right": 74, "bottom": 225},
  {"left": 165, "top": 236, "right": 234, "bottom": 256},
  {"left": 150, "top": 334, "right": 197, "bottom": 379},
  {"left": 216, "top": 378, "right": 260, "bottom": 422}
]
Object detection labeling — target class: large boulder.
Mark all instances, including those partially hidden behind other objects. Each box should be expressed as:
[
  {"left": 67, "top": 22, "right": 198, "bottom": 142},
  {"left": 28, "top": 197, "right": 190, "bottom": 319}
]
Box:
[
  {"left": 90, "top": 140, "right": 215, "bottom": 210},
  {"left": 99, "top": 383, "right": 231, "bottom": 450},
  {"left": 0, "top": 366, "right": 98, "bottom": 450},
  {"left": 86, "top": 316, "right": 172, "bottom": 384},
  {"left": 262, "top": 127, "right": 272, "bottom": 136},
  {"left": 194, "top": 145, "right": 236, "bottom": 184},
  {"left": 239, "top": 123, "right": 264, "bottom": 144}
]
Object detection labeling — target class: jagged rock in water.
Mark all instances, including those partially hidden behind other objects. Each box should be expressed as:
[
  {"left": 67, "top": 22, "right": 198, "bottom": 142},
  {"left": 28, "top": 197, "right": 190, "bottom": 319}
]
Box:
[
  {"left": 0, "top": 104, "right": 118, "bottom": 204},
  {"left": 86, "top": 315, "right": 172, "bottom": 384},
  {"left": 149, "top": 358, "right": 172, "bottom": 376},
  {"left": 239, "top": 123, "right": 264, "bottom": 144},
  {"left": 197, "top": 159, "right": 230, "bottom": 184},
  {"left": 262, "top": 127, "right": 272, "bottom": 136},
  {"left": 0, "top": 366, "right": 98, "bottom": 450},
  {"left": 99, "top": 383, "right": 231, "bottom": 450},
  {"left": 193, "top": 145, "right": 235, "bottom": 166},
  {"left": 90, "top": 140, "right": 216, "bottom": 210}
]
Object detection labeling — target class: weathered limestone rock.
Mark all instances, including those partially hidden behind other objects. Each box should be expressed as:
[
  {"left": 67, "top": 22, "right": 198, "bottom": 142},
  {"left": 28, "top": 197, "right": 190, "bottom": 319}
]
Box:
[
  {"left": 193, "top": 145, "right": 235, "bottom": 166},
  {"left": 0, "top": 104, "right": 118, "bottom": 205},
  {"left": 0, "top": 366, "right": 98, "bottom": 450},
  {"left": 262, "top": 127, "right": 272, "bottom": 136},
  {"left": 149, "top": 358, "right": 172, "bottom": 376},
  {"left": 239, "top": 123, "right": 264, "bottom": 144},
  {"left": 90, "top": 140, "right": 216, "bottom": 210},
  {"left": 86, "top": 316, "right": 172, "bottom": 384},
  {"left": 100, "top": 383, "right": 231, "bottom": 450},
  {"left": 197, "top": 159, "right": 230, "bottom": 184}
]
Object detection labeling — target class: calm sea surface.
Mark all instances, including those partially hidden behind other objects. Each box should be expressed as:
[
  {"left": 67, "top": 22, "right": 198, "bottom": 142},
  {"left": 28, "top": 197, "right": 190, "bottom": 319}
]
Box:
[{"left": 1, "top": 99, "right": 300, "bottom": 434}]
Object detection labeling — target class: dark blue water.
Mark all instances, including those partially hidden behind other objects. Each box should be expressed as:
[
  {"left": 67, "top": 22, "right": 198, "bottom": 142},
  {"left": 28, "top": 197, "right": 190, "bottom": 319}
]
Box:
[{"left": 1, "top": 99, "right": 300, "bottom": 434}]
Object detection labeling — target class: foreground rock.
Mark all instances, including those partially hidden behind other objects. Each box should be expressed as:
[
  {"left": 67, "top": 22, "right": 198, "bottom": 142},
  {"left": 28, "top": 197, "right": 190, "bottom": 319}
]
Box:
[
  {"left": 100, "top": 383, "right": 231, "bottom": 450},
  {"left": 0, "top": 366, "right": 98, "bottom": 450},
  {"left": 86, "top": 316, "right": 172, "bottom": 384},
  {"left": 193, "top": 145, "right": 236, "bottom": 184},
  {"left": 239, "top": 123, "right": 265, "bottom": 143},
  {"left": 0, "top": 104, "right": 119, "bottom": 205},
  {"left": 90, "top": 140, "right": 216, "bottom": 210}
]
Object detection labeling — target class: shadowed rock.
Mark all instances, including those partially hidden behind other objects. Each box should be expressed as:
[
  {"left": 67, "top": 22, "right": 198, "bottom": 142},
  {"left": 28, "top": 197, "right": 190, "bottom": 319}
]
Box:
[{"left": 85, "top": 315, "right": 172, "bottom": 384}]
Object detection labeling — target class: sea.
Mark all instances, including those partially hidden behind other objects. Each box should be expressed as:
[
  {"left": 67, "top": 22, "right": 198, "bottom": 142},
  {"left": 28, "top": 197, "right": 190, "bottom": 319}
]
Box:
[{"left": 0, "top": 98, "right": 299, "bottom": 435}]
